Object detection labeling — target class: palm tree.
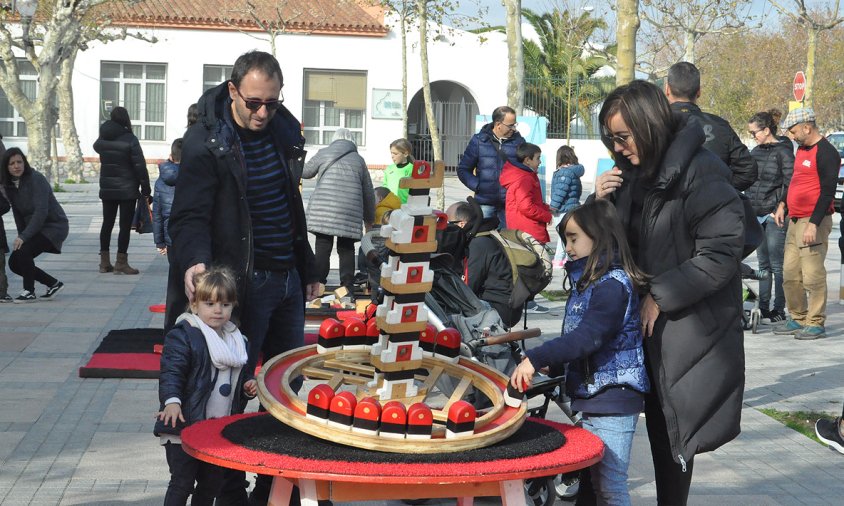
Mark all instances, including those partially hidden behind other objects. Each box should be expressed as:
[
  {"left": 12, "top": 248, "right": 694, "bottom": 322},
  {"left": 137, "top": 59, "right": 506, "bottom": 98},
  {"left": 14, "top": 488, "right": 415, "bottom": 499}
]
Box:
[{"left": 522, "top": 8, "right": 614, "bottom": 140}]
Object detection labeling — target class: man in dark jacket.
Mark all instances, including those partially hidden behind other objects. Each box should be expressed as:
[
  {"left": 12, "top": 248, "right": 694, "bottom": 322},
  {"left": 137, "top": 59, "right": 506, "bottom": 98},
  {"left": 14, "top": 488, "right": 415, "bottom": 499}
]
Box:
[
  {"left": 168, "top": 51, "right": 318, "bottom": 504},
  {"left": 665, "top": 62, "right": 757, "bottom": 191},
  {"left": 457, "top": 106, "right": 525, "bottom": 228}
]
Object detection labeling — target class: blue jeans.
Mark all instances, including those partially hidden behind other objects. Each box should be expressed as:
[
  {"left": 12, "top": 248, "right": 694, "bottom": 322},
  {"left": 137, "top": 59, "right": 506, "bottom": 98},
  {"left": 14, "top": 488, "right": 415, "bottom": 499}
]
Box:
[
  {"left": 757, "top": 215, "right": 787, "bottom": 312},
  {"left": 240, "top": 268, "right": 305, "bottom": 385},
  {"left": 480, "top": 204, "right": 507, "bottom": 229},
  {"left": 580, "top": 413, "right": 639, "bottom": 506}
]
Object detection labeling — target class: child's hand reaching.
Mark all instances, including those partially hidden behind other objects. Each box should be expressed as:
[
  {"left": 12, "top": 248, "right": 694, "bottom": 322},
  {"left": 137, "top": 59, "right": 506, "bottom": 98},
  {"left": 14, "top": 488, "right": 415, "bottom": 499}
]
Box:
[
  {"left": 243, "top": 379, "right": 258, "bottom": 397},
  {"left": 510, "top": 356, "right": 536, "bottom": 393},
  {"left": 157, "top": 403, "right": 184, "bottom": 428}
]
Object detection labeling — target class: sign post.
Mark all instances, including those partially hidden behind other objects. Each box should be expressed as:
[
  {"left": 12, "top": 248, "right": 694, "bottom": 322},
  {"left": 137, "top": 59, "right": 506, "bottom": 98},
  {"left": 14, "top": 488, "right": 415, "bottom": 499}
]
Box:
[{"left": 793, "top": 71, "right": 806, "bottom": 103}]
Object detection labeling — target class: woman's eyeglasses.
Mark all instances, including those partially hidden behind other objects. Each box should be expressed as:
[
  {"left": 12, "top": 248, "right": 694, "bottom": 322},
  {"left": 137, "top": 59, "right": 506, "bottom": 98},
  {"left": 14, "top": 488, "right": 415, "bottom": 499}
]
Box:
[
  {"left": 748, "top": 129, "right": 763, "bottom": 137},
  {"left": 235, "top": 87, "right": 283, "bottom": 113},
  {"left": 603, "top": 132, "right": 633, "bottom": 148}
]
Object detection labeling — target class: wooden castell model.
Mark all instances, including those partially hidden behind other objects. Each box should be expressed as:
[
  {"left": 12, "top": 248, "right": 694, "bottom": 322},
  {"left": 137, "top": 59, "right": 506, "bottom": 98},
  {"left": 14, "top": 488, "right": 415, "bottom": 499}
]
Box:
[{"left": 256, "top": 160, "right": 533, "bottom": 453}]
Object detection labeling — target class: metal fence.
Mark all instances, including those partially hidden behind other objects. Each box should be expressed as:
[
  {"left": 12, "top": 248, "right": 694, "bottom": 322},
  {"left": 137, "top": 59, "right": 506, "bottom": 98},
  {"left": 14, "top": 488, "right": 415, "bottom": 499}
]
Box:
[{"left": 523, "top": 76, "right": 614, "bottom": 140}]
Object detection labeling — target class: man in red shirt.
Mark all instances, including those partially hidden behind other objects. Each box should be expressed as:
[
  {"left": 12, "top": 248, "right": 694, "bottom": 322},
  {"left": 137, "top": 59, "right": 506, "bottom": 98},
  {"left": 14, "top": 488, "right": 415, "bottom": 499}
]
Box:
[{"left": 773, "top": 108, "right": 841, "bottom": 340}]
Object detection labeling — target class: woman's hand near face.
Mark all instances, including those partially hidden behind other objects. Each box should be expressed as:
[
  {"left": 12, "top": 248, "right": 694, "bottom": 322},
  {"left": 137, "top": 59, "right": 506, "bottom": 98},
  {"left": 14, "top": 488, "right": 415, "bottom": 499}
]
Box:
[{"left": 596, "top": 168, "right": 624, "bottom": 199}]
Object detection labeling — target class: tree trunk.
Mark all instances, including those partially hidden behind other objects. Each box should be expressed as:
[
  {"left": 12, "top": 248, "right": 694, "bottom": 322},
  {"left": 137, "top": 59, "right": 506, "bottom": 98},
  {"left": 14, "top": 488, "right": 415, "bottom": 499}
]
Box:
[
  {"left": 615, "top": 0, "right": 640, "bottom": 86},
  {"left": 683, "top": 30, "right": 695, "bottom": 64},
  {"left": 58, "top": 49, "right": 85, "bottom": 182},
  {"left": 23, "top": 107, "right": 55, "bottom": 183},
  {"left": 401, "top": 4, "right": 409, "bottom": 138},
  {"left": 417, "top": 0, "right": 445, "bottom": 210},
  {"left": 805, "top": 25, "right": 817, "bottom": 109},
  {"left": 505, "top": 0, "right": 524, "bottom": 114}
]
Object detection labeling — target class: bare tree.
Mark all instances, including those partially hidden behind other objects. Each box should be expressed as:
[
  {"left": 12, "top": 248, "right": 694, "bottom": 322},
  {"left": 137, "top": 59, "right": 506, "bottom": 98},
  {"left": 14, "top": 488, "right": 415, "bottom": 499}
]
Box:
[
  {"left": 767, "top": 0, "right": 843, "bottom": 109},
  {"left": 224, "top": 0, "right": 330, "bottom": 56},
  {"left": 640, "top": 0, "right": 756, "bottom": 64},
  {"left": 504, "top": 0, "right": 524, "bottom": 114},
  {"left": 616, "top": 0, "right": 639, "bottom": 85}
]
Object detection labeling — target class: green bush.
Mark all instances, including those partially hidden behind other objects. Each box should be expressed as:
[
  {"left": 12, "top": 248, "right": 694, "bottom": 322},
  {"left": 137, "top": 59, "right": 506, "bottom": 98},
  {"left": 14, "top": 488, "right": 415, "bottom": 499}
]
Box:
[{"left": 52, "top": 182, "right": 66, "bottom": 193}]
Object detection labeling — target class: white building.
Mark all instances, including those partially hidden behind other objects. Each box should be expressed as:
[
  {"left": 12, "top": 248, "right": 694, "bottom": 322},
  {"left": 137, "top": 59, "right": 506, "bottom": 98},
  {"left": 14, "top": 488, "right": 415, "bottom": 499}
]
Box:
[{"left": 1, "top": 0, "right": 513, "bottom": 173}]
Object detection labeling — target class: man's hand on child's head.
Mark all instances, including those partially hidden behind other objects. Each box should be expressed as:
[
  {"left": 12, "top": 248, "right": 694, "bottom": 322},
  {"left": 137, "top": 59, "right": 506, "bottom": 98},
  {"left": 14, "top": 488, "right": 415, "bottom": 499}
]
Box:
[
  {"left": 157, "top": 403, "right": 184, "bottom": 427},
  {"left": 244, "top": 380, "right": 258, "bottom": 397}
]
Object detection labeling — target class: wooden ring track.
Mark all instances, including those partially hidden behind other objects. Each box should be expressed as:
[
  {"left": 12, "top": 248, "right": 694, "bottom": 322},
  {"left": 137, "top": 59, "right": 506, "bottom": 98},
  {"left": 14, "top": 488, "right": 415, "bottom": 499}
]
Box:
[{"left": 257, "top": 345, "right": 528, "bottom": 453}]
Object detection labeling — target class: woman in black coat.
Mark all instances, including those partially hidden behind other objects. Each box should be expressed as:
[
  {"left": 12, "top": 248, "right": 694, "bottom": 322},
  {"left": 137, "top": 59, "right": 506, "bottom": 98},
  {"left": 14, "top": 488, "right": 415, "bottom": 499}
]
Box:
[
  {"left": 594, "top": 81, "right": 745, "bottom": 505},
  {"left": 0, "top": 148, "right": 68, "bottom": 303},
  {"left": 93, "top": 106, "right": 151, "bottom": 274}
]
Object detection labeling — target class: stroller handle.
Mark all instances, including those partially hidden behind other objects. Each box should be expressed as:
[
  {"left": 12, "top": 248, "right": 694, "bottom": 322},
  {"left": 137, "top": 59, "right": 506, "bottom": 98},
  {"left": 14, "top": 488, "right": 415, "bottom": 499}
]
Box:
[{"left": 478, "top": 328, "right": 541, "bottom": 346}]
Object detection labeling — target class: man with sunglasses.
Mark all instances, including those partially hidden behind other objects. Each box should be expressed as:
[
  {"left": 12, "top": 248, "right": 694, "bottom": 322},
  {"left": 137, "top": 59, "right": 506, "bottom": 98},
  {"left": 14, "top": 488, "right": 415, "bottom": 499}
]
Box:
[
  {"left": 457, "top": 105, "right": 524, "bottom": 229},
  {"left": 168, "top": 50, "right": 319, "bottom": 504},
  {"left": 664, "top": 62, "right": 757, "bottom": 191}
]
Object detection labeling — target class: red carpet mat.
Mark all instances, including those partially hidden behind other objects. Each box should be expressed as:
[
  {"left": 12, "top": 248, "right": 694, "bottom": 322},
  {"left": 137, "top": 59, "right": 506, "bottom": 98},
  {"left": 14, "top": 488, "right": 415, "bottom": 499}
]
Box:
[
  {"left": 79, "top": 328, "right": 164, "bottom": 379},
  {"left": 79, "top": 328, "right": 318, "bottom": 379}
]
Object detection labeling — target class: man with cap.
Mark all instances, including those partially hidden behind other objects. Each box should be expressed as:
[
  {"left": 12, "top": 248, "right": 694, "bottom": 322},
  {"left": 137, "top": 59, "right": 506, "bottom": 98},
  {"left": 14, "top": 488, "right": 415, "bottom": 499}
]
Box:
[{"left": 773, "top": 108, "right": 841, "bottom": 340}]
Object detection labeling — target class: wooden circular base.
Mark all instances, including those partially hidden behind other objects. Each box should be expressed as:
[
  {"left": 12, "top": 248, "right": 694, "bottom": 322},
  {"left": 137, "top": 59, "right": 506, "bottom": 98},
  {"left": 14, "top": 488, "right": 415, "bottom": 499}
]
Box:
[{"left": 257, "top": 346, "right": 527, "bottom": 453}]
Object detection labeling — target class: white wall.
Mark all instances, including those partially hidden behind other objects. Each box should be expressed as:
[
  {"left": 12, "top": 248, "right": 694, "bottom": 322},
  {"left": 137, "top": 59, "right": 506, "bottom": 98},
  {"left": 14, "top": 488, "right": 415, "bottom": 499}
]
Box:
[{"left": 61, "top": 19, "right": 508, "bottom": 169}]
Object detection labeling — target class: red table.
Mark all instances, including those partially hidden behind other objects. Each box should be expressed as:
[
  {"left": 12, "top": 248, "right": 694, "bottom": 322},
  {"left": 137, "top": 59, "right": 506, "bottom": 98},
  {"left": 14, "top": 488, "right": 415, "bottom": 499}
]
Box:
[{"left": 181, "top": 413, "right": 603, "bottom": 505}]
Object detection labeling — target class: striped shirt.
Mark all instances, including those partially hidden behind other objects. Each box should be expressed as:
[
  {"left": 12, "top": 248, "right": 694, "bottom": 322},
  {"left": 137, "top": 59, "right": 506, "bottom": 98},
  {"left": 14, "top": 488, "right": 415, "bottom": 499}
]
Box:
[{"left": 237, "top": 127, "right": 295, "bottom": 271}]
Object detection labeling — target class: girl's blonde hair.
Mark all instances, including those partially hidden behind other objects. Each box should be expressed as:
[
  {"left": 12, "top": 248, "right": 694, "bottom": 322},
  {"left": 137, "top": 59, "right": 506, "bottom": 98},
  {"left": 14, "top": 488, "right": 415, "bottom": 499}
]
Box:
[
  {"left": 192, "top": 266, "right": 238, "bottom": 305},
  {"left": 389, "top": 138, "right": 413, "bottom": 160}
]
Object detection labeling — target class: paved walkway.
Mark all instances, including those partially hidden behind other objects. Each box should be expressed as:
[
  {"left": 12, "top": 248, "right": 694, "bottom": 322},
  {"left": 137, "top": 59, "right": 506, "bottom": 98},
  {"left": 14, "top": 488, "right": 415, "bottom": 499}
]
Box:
[{"left": 2, "top": 178, "right": 844, "bottom": 505}]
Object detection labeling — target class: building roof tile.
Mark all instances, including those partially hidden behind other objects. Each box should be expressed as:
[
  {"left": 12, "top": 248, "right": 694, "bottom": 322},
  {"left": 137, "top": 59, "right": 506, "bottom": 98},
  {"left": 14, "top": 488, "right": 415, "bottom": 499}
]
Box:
[{"left": 94, "top": 0, "right": 387, "bottom": 36}]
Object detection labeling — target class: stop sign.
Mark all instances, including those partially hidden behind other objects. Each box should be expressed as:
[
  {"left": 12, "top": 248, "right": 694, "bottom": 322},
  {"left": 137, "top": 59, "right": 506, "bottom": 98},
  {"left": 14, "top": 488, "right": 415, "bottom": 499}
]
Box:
[{"left": 794, "top": 71, "right": 806, "bottom": 102}]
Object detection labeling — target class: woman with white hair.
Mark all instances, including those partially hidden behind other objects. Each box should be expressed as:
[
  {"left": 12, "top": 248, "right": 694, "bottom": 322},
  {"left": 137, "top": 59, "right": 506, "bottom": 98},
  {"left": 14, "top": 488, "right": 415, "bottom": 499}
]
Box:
[{"left": 302, "top": 128, "right": 375, "bottom": 297}]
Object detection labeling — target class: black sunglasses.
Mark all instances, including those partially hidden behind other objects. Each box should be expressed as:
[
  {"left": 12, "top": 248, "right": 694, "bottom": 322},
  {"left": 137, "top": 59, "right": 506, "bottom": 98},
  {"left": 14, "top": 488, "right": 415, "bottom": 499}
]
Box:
[
  {"left": 602, "top": 132, "right": 633, "bottom": 147},
  {"left": 235, "top": 87, "right": 283, "bottom": 113}
]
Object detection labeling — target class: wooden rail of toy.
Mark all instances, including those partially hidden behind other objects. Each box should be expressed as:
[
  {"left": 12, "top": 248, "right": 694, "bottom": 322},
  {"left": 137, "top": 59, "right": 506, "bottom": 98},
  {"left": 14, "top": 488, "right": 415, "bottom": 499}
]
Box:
[{"left": 477, "top": 328, "right": 542, "bottom": 347}]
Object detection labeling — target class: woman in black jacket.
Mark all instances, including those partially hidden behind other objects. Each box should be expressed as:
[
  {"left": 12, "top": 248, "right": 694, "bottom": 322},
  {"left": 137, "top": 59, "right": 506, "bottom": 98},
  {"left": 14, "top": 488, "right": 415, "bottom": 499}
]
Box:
[
  {"left": 93, "top": 106, "right": 151, "bottom": 274},
  {"left": 1, "top": 148, "right": 68, "bottom": 303},
  {"left": 594, "top": 81, "right": 745, "bottom": 505},
  {"left": 746, "top": 110, "right": 794, "bottom": 324}
]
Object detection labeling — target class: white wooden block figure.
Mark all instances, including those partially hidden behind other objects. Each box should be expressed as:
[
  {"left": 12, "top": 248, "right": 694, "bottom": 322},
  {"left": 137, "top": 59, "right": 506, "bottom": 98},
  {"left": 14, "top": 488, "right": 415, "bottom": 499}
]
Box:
[
  {"left": 380, "top": 254, "right": 400, "bottom": 280},
  {"left": 384, "top": 299, "right": 427, "bottom": 326},
  {"left": 390, "top": 259, "right": 433, "bottom": 286},
  {"left": 382, "top": 209, "right": 415, "bottom": 243},
  {"left": 404, "top": 189, "right": 432, "bottom": 216}
]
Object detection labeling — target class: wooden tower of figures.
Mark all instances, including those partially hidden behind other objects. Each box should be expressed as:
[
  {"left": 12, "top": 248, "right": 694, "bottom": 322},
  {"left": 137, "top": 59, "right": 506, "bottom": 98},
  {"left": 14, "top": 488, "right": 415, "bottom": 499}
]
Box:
[{"left": 370, "top": 160, "right": 444, "bottom": 400}]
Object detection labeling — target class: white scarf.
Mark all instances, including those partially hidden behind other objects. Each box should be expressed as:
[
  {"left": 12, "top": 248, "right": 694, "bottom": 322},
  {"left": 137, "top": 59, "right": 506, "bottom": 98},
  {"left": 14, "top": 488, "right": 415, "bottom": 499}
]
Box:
[{"left": 177, "top": 313, "right": 248, "bottom": 369}]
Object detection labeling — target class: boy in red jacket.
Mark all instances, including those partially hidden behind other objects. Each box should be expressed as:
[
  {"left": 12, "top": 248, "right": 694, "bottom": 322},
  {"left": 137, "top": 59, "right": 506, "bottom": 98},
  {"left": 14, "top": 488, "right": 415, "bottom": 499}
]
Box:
[{"left": 499, "top": 143, "right": 552, "bottom": 244}]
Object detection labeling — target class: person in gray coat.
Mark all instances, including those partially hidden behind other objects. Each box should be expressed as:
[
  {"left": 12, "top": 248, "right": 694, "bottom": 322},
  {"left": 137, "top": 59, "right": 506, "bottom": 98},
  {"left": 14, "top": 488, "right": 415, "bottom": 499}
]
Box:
[
  {"left": 0, "top": 148, "right": 68, "bottom": 303},
  {"left": 303, "top": 128, "right": 375, "bottom": 296}
]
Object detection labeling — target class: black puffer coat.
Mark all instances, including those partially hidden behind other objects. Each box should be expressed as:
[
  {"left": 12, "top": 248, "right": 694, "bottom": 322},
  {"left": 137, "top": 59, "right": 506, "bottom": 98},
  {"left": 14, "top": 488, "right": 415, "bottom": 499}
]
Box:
[
  {"left": 746, "top": 139, "right": 795, "bottom": 216},
  {"left": 93, "top": 120, "right": 151, "bottom": 201},
  {"left": 608, "top": 117, "right": 745, "bottom": 466}
]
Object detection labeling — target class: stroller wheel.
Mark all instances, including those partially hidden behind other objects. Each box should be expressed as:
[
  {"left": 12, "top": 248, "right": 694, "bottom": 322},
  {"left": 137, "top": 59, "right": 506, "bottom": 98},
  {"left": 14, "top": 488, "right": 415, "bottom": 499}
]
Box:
[
  {"left": 751, "top": 309, "right": 761, "bottom": 334},
  {"left": 524, "top": 476, "right": 557, "bottom": 506},
  {"left": 555, "top": 472, "right": 580, "bottom": 500}
]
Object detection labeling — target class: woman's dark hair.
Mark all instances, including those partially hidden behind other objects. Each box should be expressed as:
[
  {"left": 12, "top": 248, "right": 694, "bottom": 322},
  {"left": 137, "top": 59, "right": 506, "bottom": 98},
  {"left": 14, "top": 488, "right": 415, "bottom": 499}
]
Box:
[
  {"left": 230, "top": 51, "right": 283, "bottom": 88},
  {"left": 186, "top": 103, "right": 199, "bottom": 128},
  {"left": 559, "top": 199, "right": 649, "bottom": 293},
  {"left": 598, "top": 80, "right": 675, "bottom": 178},
  {"left": 748, "top": 111, "right": 776, "bottom": 137},
  {"left": 110, "top": 107, "right": 132, "bottom": 130},
  {"left": 0, "top": 147, "right": 32, "bottom": 185},
  {"left": 556, "top": 145, "right": 579, "bottom": 167}
]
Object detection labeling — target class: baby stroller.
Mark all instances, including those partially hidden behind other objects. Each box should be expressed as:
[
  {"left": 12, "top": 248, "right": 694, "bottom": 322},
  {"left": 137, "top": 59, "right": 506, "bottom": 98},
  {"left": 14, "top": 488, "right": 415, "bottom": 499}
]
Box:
[{"left": 740, "top": 263, "right": 768, "bottom": 334}]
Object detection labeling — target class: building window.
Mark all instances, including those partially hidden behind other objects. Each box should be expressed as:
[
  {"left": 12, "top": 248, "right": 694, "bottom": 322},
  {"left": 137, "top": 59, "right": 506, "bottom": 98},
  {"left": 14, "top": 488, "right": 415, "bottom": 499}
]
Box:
[
  {"left": 303, "top": 70, "right": 366, "bottom": 146},
  {"left": 0, "top": 60, "right": 37, "bottom": 138},
  {"left": 100, "top": 62, "right": 167, "bottom": 141},
  {"left": 203, "top": 65, "right": 232, "bottom": 91}
]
